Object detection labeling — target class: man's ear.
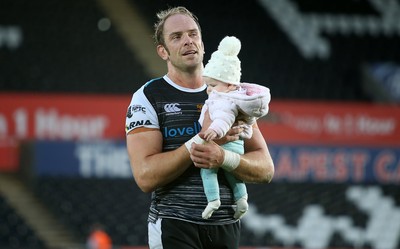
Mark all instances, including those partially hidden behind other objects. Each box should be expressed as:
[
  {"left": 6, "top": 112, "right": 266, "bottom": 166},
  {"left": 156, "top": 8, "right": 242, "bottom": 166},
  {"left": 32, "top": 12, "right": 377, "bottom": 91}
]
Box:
[{"left": 157, "top": 45, "right": 169, "bottom": 60}]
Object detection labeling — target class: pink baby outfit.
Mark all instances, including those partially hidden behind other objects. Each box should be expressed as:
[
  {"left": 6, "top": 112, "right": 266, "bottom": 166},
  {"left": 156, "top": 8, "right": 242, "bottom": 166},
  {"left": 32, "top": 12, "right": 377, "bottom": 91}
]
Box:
[{"left": 199, "top": 82, "right": 271, "bottom": 139}]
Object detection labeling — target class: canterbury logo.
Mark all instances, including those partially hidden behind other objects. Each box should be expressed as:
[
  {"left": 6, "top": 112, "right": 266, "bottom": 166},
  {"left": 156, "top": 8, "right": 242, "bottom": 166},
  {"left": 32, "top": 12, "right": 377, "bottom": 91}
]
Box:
[{"left": 164, "top": 103, "right": 181, "bottom": 113}]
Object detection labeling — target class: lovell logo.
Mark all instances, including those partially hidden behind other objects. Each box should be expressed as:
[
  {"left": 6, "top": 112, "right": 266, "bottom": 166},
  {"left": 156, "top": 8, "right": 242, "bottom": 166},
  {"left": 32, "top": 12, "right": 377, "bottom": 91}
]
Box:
[{"left": 164, "top": 103, "right": 181, "bottom": 113}]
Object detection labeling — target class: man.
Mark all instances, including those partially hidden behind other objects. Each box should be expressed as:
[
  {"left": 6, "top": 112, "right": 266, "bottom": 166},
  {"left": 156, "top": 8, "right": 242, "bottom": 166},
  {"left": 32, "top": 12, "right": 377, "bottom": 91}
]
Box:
[{"left": 125, "top": 6, "right": 274, "bottom": 249}]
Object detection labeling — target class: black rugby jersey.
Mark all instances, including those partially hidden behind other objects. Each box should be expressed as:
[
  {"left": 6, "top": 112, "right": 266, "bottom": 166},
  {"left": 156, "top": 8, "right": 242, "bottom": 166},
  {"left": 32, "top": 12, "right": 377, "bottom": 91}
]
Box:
[{"left": 125, "top": 76, "right": 237, "bottom": 224}]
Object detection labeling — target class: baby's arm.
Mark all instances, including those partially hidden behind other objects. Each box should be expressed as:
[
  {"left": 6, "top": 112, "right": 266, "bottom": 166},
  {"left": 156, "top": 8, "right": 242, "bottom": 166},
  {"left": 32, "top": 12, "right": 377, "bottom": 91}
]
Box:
[
  {"left": 207, "top": 99, "right": 237, "bottom": 139},
  {"left": 199, "top": 97, "right": 238, "bottom": 141},
  {"left": 200, "top": 109, "right": 218, "bottom": 141}
]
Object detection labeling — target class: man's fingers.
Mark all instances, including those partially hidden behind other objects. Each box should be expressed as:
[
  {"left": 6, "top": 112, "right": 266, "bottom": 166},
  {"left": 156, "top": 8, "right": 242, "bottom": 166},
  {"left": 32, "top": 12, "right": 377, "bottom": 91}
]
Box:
[
  {"left": 190, "top": 142, "right": 221, "bottom": 169},
  {"left": 190, "top": 153, "right": 210, "bottom": 168},
  {"left": 191, "top": 143, "right": 206, "bottom": 153}
]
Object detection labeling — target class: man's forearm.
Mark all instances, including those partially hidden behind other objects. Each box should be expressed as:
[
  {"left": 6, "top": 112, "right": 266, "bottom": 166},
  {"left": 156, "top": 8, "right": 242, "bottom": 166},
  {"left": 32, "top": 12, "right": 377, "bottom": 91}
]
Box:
[
  {"left": 132, "top": 146, "right": 193, "bottom": 192},
  {"left": 232, "top": 149, "right": 274, "bottom": 183}
]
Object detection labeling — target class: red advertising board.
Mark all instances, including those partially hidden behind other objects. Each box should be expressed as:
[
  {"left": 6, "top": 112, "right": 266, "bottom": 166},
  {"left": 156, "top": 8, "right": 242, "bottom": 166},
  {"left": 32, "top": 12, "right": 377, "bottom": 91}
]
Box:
[
  {"left": 0, "top": 92, "right": 130, "bottom": 140},
  {"left": 0, "top": 92, "right": 131, "bottom": 171},
  {"left": 259, "top": 100, "right": 400, "bottom": 146},
  {"left": 1, "top": 93, "right": 400, "bottom": 171}
]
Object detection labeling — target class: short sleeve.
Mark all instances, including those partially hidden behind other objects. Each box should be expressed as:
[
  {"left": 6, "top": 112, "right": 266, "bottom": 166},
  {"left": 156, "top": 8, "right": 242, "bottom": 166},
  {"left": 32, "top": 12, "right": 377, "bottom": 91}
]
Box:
[{"left": 125, "top": 85, "right": 159, "bottom": 134}]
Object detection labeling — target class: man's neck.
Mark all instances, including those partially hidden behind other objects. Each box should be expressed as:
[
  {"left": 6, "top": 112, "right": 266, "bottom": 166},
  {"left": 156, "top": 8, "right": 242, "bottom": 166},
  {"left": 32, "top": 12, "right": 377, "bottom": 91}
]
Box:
[{"left": 167, "top": 68, "right": 204, "bottom": 89}]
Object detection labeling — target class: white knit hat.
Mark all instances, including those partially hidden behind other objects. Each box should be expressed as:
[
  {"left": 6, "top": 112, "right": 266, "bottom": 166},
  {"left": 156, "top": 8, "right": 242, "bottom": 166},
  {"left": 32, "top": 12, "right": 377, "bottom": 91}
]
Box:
[{"left": 203, "top": 36, "right": 241, "bottom": 85}]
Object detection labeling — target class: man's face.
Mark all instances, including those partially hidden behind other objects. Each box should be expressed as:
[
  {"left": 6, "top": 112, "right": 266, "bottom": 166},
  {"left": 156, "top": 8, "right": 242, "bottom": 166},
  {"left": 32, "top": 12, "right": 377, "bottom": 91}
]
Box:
[{"left": 161, "top": 14, "right": 204, "bottom": 71}]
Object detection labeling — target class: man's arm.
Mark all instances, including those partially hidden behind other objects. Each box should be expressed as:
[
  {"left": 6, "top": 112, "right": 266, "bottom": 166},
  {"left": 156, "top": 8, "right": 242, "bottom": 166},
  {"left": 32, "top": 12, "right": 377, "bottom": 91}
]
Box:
[
  {"left": 236, "top": 124, "right": 274, "bottom": 183},
  {"left": 189, "top": 122, "right": 274, "bottom": 183},
  {"left": 126, "top": 128, "right": 193, "bottom": 193}
]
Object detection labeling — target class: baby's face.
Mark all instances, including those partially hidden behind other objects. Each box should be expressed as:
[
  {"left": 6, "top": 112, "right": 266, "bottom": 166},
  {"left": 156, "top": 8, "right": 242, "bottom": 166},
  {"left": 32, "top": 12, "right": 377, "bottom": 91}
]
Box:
[{"left": 204, "top": 77, "right": 233, "bottom": 95}]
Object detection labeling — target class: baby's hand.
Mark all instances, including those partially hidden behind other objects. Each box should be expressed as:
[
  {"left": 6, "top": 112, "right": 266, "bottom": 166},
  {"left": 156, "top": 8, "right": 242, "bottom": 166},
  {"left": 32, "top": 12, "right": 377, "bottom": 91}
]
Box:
[{"left": 203, "top": 129, "right": 218, "bottom": 141}]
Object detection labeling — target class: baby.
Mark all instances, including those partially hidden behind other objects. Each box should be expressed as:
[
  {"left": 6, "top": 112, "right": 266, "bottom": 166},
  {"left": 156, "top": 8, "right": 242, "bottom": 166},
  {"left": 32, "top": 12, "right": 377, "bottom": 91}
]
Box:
[{"left": 199, "top": 36, "right": 271, "bottom": 219}]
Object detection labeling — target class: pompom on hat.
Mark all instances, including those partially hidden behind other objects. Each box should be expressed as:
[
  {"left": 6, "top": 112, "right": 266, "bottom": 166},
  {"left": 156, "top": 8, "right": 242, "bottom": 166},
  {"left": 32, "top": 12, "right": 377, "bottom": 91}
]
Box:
[{"left": 203, "top": 36, "right": 242, "bottom": 85}]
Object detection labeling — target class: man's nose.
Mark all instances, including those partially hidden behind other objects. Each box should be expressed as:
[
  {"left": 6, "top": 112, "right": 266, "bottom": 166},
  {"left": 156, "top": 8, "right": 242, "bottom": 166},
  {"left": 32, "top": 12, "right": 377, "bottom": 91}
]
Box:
[{"left": 183, "top": 34, "right": 193, "bottom": 45}]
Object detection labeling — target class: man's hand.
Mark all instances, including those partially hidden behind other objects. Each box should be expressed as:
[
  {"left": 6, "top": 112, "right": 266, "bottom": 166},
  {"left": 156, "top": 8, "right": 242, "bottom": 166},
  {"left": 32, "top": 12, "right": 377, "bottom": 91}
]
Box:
[
  {"left": 189, "top": 141, "right": 225, "bottom": 169},
  {"left": 192, "top": 121, "right": 243, "bottom": 168}
]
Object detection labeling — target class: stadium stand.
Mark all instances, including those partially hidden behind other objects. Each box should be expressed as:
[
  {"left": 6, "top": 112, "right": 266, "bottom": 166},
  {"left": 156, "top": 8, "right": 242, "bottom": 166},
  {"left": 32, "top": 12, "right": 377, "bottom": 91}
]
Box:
[
  {"left": 0, "top": 195, "right": 46, "bottom": 249},
  {"left": 0, "top": 0, "right": 149, "bottom": 94},
  {"left": 1, "top": 0, "right": 399, "bottom": 100},
  {"left": 131, "top": 0, "right": 400, "bottom": 101},
  {"left": 30, "top": 179, "right": 400, "bottom": 248},
  {"left": 241, "top": 183, "right": 400, "bottom": 248},
  {"left": 1, "top": 0, "right": 400, "bottom": 248},
  {"left": 32, "top": 178, "right": 150, "bottom": 246}
]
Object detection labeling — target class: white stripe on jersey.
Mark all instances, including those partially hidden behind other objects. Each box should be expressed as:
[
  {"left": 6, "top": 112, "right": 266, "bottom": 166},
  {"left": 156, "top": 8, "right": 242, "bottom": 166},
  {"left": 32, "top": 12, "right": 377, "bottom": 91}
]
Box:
[{"left": 148, "top": 218, "right": 163, "bottom": 249}]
